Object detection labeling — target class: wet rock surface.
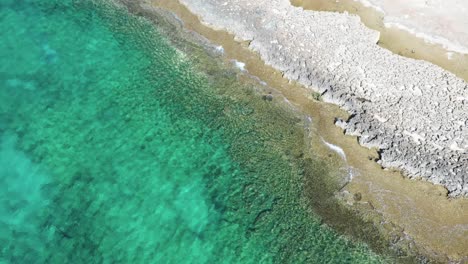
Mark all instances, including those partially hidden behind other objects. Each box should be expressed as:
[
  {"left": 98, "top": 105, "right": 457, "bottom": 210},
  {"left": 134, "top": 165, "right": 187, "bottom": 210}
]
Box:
[{"left": 174, "top": 0, "right": 468, "bottom": 196}]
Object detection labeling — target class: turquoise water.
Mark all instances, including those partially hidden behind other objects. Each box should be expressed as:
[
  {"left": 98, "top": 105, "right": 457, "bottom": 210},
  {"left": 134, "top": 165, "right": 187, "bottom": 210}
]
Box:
[{"left": 0, "top": 0, "right": 386, "bottom": 263}]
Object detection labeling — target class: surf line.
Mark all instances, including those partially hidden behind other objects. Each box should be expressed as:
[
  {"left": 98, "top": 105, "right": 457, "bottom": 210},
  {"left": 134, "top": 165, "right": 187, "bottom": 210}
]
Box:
[{"left": 321, "top": 137, "right": 356, "bottom": 182}]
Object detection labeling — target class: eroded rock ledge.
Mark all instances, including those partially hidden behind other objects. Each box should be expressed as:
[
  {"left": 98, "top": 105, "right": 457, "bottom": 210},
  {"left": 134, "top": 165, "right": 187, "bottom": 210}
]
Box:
[{"left": 170, "top": 0, "right": 468, "bottom": 196}]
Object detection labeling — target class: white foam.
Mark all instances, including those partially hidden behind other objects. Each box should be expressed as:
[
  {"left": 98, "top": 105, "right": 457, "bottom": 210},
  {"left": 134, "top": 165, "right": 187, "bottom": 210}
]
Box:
[
  {"left": 355, "top": 0, "right": 468, "bottom": 54},
  {"left": 354, "top": 0, "right": 385, "bottom": 13},
  {"left": 347, "top": 167, "right": 356, "bottom": 181},
  {"left": 232, "top": 60, "right": 246, "bottom": 71},
  {"left": 384, "top": 22, "right": 468, "bottom": 54},
  {"left": 215, "top": 45, "right": 224, "bottom": 53},
  {"left": 321, "top": 138, "right": 347, "bottom": 161},
  {"left": 447, "top": 52, "right": 454, "bottom": 60}
]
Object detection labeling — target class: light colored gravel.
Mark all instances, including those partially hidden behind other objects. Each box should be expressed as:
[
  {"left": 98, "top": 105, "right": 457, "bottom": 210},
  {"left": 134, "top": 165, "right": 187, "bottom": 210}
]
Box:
[{"left": 175, "top": 0, "right": 468, "bottom": 196}]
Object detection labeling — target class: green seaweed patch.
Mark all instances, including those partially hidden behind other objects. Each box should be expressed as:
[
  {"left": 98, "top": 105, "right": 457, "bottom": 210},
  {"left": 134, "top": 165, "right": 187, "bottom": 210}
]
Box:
[
  {"left": 144, "top": 10, "right": 390, "bottom": 262},
  {"left": 311, "top": 91, "right": 323, "bottom": 101},
  {"left": 147, "top": 6, "right": 427, "bottom": 263}
]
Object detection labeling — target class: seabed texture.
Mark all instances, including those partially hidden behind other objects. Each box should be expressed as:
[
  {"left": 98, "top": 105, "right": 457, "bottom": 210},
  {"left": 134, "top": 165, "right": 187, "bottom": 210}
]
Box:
[{"left": 0, "top": 1, "right": 398, "bottom": 263}]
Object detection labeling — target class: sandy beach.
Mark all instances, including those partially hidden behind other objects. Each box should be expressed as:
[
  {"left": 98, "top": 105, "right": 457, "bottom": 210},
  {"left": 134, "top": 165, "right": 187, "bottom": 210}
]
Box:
[
  {"left": 355, "top": 0, "right": 468, "bottom": 55},
  {"left": 129, "top": 0, "right": 468, "bottom": 261}
]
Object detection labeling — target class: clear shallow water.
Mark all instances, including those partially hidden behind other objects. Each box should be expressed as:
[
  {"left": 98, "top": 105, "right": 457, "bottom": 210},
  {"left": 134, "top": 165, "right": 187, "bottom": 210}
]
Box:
[{"left": 0, "top": 0, "right": 385, "bottom": 263}]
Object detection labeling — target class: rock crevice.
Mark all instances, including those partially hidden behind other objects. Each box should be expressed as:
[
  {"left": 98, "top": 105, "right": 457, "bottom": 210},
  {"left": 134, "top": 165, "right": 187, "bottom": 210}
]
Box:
[{"left": 175, "top": 0, "right": 468, "bottom": 196}]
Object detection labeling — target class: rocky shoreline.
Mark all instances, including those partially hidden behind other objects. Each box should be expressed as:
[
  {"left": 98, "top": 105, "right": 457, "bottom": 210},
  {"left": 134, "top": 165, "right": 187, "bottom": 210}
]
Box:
[{"left": 158, "top": 0, "right": 468, "bottom": 196}]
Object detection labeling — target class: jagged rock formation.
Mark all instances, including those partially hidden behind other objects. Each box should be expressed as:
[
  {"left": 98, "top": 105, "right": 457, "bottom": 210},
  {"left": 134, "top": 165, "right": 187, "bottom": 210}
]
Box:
[{"left": 173, "top": 0, "right": 468, "bottom": 195}]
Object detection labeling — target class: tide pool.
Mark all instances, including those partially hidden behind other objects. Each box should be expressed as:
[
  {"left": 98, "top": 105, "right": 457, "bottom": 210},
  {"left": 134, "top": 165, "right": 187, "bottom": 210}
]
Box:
[{"left": 0, "top": 0, "right": 385, "bottom": 263}]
